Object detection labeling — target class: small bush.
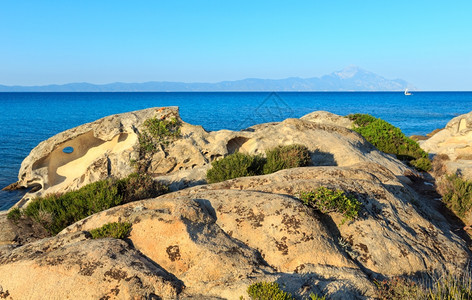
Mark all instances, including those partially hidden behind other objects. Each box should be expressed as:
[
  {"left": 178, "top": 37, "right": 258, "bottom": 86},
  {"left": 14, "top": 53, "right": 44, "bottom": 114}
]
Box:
[
  {"left": 431, "top": 154, "right": 450, "bottom": 177},
  {"left": 410, "top": 157, "right": 432, "bottom": 173},
  {"left": 246, "top": 282, "right": 294, "bottom": 300},
  {"left": 299, "top": 187, "right": 361, "bottom": 224},
  {"left": 206, "top": 152, "right": 266, "bottom": 184},
  {"left": 23, "top": 173, "right": 168, "bottom": 235},
  {"left": 24, "top": 179, "right": 123, "bottom": 234},
  {"left": 7, "top": 207, "right": 22, "bottom": 222},
  {"left": 144, "top": 117, "right": 181, "bottom": 142},
  {"left": 207, "top": 144, "right": 312, "bottom": 183},
  {"left": 117, "top": 172, "right": 169, "bottom": 203},
  {"left": 89, "top": 222, "right": 132, "bottom": 239},
  {"left": 139, "top": 117, "right": 181, "bottom": 153},
  {"left": 347, "top": 113, "right": 431, "bottom": 172},
  {"left": 437, "top": 174, "right": 472, "bottom": 219},
  {"left": 308, "top": 293, "right": 326, "bottom": 300},
  {"left": 263, "top": 144, "right": 311, "bottom": 174},
  {"left": 375, "top": 277, "right": 425, "bottom": 300},
  {"left": 428, "top": 273, "right": 472, "bottom": 299},
  {"left": 375, "top": 272, "right": 472, "bottom": 300}
]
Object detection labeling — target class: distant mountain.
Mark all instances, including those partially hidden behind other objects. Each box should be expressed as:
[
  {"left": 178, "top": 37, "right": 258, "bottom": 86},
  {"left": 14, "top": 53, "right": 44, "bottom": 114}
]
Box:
[{"left": 0, "top": 66, "right": 415, "bottom": 92}]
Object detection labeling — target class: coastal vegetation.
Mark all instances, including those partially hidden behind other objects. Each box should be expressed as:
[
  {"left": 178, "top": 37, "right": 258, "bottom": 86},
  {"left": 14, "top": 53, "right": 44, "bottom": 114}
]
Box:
[
  {"left": 437, "top": 173, "right": 472, "bottom": 219},
  {"left": 15, "top": 173, "right": 167, "bottom": 235},
  {"left": 138, "top": 116, "right": 181, "bottom": 151},
  {"left": 135, "top": 115, "right": 182, "bottom": 172},
  {"left": 375, "top": 271, "right": 472, "bottom": 299},
  {"left": 245, "top": 281, "right": 294, "bottom": 300},
  {"left": 299, "top": 187, "right": 362, "bottom": 224},
  {"left": 263, "top": 144, "right": 311, "bottom": 174},
  {"left": 243, "top": 281, "right": 326, "bottom": 300},
  {"left": 347, "top": 114, "right": 432, "bottom": 172},
  {"left": 207, "top": 144, "right": 311, "bottom": 183},
  {"left": 6, "top": 207, "right": 21, "bottom": 222},
  {"left": 207, "top": 152, "right": 266, "bottom": 184},
  {"left": 89, "top": 222, "right": 132, "bottom": 239}
]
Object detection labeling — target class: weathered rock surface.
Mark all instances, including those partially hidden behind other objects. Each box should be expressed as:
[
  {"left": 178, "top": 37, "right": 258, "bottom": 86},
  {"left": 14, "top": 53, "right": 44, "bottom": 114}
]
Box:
[
  {"left": 10, "top": 107, "right": 170, "bottom": 207},
  {"left": 420, "top": 111, "right": 472, "bottom": 179},
  {"left": 10, "top": 108, "right": 412, "bottom": 208},
  {"left": 0, "top": 231, "right": 183, "bottom": 299},
  {"left": 168, "top": 164, "right": 470, "bottom": 277},
  {"left": 61, "top": 177, "right": 373, "bottom": 299},
  {"left": 300, "top": 110, "right": 353, "bottom": 128},
  {"left": 57, "top": 164, "right": 469, "bottom": 299}
]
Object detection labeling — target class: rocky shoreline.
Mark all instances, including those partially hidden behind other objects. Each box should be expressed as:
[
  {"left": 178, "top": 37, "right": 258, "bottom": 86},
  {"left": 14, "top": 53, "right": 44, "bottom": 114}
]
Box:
[{"left": 1, "top": 108, "right": 471, "bottom": 299}]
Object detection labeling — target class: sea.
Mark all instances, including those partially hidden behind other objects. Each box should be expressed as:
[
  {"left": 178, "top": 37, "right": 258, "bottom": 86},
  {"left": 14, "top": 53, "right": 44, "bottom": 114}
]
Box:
[{"left": 1, "top": 91, "right": 471, "bottom": 210}]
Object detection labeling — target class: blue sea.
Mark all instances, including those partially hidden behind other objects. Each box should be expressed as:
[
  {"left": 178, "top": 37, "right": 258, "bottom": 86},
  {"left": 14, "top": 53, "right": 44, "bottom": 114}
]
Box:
[{"left": 1, "top": 92, "right": 471, "bottom": 210}]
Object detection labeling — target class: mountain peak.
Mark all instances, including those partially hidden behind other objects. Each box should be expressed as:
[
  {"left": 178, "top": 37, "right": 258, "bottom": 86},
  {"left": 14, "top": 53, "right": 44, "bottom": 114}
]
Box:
[{"left": 332, "top": 66, "right": 366, "bottom": 79}]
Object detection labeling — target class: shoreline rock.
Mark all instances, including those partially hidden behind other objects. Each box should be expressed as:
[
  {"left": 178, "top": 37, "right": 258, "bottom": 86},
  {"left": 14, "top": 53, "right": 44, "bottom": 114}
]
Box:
[
  {"left": 10, "top": 107, "right": 413, "bottom": 209},
  {"left": 1, "top": 108, "right": 470, "bottom": 299},
  {"left": 419, "top": 110, "right": 472, "bottom": 180}
]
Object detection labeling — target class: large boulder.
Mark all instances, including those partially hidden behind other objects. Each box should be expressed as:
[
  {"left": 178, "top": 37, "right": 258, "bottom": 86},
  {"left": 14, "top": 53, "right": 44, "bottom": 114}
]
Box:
[
  {"left": 57, "top": 164, "right": 469, "bottom": 299},
  {"left": 10, "top": 108, "right": 412, "bottom": 208},
  {"left": 0, "top": 231, "right": 183, "bottom": 299},
  {"left": 420, "top": 111, "right": 472, "bottom": 179},
  {"left": 10, "top": 107, "right": 172, "bottom": 207},
  {"left": 168, "top": 163, "right": 469, "bottom": 278}
]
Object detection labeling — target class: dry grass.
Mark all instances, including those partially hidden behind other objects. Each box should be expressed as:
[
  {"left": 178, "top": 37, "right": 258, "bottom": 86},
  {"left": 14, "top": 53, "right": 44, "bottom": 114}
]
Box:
[{"left": 431, "top": 154, "right": 450, "bottom": 177}]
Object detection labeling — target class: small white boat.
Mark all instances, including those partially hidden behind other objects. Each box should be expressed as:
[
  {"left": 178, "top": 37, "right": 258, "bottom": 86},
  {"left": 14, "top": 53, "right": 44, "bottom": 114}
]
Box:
[{"left": 404, "top": 88, "right": 412, "bottom": 96}]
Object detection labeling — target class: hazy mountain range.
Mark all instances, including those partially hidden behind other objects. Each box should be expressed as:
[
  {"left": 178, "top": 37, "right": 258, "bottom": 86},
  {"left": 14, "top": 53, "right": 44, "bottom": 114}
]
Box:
[{"left": 0, "top": 66, "right": 415, "bottom": 92}]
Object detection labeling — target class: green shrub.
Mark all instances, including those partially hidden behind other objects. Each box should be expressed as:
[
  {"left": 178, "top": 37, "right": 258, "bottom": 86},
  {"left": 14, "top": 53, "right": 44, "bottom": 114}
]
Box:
[
  {"left": 24, "top": 179, "right": 122, "bottom": 234},
  {"left": 144, "top": 117, "right": 181, "bottom": 142},
  {"left": 246, "top": 282, "right": 294, "bottom": 300},
  {"left": 89, "top": 222, "right": 132, "bottom": 239},
  {"left": 263, "top": 144, "right": 311, "bottom": 174},
  {"left": 438, "top": 174, "right": 472, "bottom": 218},
  {"left": 139, "top": 117, "right": 181, "bottom": 153},
  {"left": 7, "top": 207, "right": 22, "bottom": 222},
  {"left": 308, "top": 293, "right": 326, "bottom": 300},
  {"left": 207, "top": 144, "right": 312, "bottom": 183},
  {"left": 206, "top": 152, "right": 266, "bottom": 184},
  {"left": 117, "top": 172, "right": 169, "bottom": 203},
  {"left": 299, "top": 187, "right": 361, "bottom": 224},
  {"left": 23, "top": 173, "right": 168, "bottom": 235},
  {"left": 347, "top": 113, "right": 431, "bottom": 172},
  {"left": 410, "top": 157, "right": 432, "bottom": 173}
]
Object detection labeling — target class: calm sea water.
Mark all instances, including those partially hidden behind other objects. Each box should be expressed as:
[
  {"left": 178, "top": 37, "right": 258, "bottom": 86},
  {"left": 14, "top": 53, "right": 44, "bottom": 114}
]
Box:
[{"left": 1, "top": 92, "right": 471, "bottom": 210}]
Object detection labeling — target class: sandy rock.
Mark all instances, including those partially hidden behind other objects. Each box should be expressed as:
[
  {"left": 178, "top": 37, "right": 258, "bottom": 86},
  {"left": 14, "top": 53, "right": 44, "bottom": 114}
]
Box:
[
  {"left": 62, "top": 185, "right": 376, "bottom": 299},
  {"left": 11, "top": 107, "right": 170, "bottom": 207},
  {"left": 169, "top": 164, "right": 470, "bottom": 278},
  {"left": 59, "top": 164, "right": 469, "bottom": 299},
  {"left": 300, "top": 110, "right": 353, "bottom": 128},
  {"left": 11, "top": 108, "right": 414, "bottom": 209},
  {"left": 0, "top": 231, "right": 183, "bottom": 300},
  {"left": 420, "top": 111, "right": 472, "bottom": 179}
]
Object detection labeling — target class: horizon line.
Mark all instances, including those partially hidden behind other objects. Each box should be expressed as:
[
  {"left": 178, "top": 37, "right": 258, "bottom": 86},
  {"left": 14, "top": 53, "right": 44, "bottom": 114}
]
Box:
[{"left": 1, "top": 90, "right": 471, "bottom": 93}]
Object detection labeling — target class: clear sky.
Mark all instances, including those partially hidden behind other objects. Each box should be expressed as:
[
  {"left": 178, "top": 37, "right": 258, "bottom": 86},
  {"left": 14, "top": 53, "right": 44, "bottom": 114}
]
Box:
[{"left": 1, "top": 1, "right": 471, "bottom": 90}]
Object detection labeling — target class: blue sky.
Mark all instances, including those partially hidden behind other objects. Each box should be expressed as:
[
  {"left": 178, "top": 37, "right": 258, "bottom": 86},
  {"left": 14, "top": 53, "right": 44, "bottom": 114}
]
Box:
[{"left": 1, "top": 1, "right": 471, "bottom": 90}]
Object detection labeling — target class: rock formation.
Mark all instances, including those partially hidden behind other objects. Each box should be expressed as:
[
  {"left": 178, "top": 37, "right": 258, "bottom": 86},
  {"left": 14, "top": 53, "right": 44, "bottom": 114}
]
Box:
[
  {"left": 0, "top": 108, "right": 470, "bottom": 299},
  {"left": 54, "top": 163, "right": 469, "bottom": 299},
  {"left": 419, "top": 110, "right": 472, "bottom": 180},
  {"left": 11, "top": 108, "right": 412, "bottom": 208},
  {"left": 0, "top": 231, "right": 183, "bottom": 299}
]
